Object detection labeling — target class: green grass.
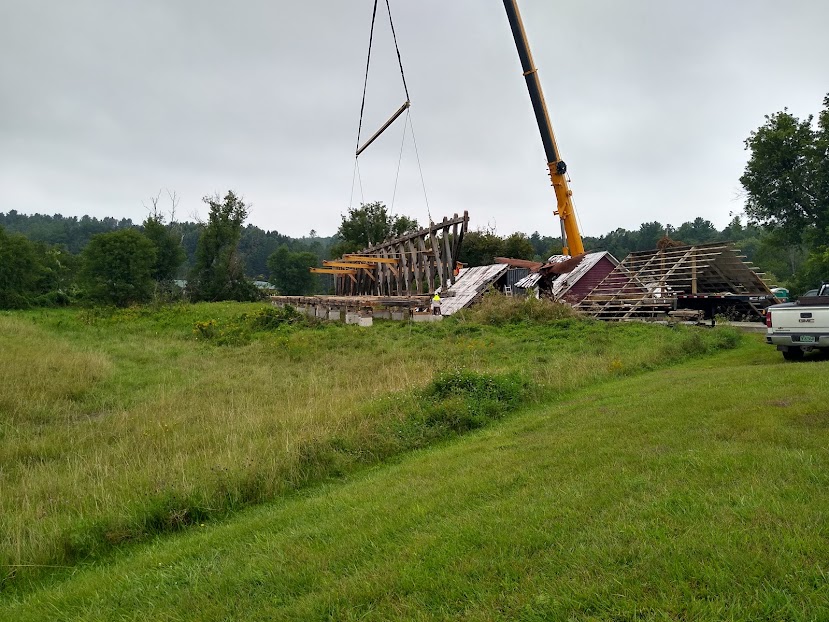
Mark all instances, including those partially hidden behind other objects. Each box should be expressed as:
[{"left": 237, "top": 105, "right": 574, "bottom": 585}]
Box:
[
  {"left": 2, "top": 336, "right": 828, "bottom": 620},
  {"left": 0, "top": 301, "right": 739, "bottom": 588}
]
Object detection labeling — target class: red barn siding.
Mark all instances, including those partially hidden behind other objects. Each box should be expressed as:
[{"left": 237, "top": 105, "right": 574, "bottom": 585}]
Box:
[{"left": 564, "top": 257, "right": 617, "bottom": 303}]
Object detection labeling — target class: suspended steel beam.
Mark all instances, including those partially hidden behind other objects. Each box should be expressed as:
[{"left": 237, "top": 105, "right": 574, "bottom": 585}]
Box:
[{"left": 356, "top": 101, "right": 410, "bottom": 156}]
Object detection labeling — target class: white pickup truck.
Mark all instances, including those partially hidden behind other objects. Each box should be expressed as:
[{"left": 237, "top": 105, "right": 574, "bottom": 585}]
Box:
[{"left": 766, "top": 283, "right": 829, "bottom": 360}]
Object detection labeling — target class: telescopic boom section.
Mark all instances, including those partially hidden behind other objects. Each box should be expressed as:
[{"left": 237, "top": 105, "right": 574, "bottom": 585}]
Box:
[{"left": 503, "top": 0, "right": 584, "bottom": 256}]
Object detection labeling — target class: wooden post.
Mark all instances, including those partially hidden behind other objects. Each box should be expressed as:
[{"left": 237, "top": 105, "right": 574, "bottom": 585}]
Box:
[
  {"left": 430, "top": 233, "right": 444, "bottom": 290},
  {"left": 399, "top": 241, "right": 410, "bottom": 295},
  {"left": 691, "top": 250, "right": 698, "bottom": 295},
  {"left": 418, "top": 236, "right": 434, "bottom": 293},
  {"left": 408, "top": 238, "right": 421, "bottom": 293},
  {"left": 442, "top": 230, "right": 454, "bottom": 288}
]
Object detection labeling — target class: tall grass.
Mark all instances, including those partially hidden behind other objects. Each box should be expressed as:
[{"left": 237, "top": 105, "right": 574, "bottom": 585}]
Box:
[
  {"left": 5, "top": 339, "right": 828, "bottom": 620},
  {"left": 0, "top": 303, "right": 740, "bottom": 588},
  {"left": 455, "top": 290, "right": 575, "bottom": 325}
]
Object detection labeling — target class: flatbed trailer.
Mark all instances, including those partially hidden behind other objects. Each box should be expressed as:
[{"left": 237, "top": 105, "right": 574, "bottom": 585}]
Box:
[{"left": 675, "top": 293, "right": 778, "bottom": 324}]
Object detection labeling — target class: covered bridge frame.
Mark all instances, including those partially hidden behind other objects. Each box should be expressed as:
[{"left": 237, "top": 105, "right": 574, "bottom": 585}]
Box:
[{"left": 323, "top": 212, "right": 469, "bottom": 297}]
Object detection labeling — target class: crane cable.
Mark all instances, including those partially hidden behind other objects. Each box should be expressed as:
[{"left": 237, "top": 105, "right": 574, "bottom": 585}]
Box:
[
  {"left": 354, "top": 0, "right": 379, "bottom": 158},
  {"left": 355, "top": 0, "right": 410, "bottom": 155},
  {"left": 384, "top": 0, "right": 410, "bottom": 102},
  {"left": 351, "top": 0, "right": 431, "bottom": 225}
]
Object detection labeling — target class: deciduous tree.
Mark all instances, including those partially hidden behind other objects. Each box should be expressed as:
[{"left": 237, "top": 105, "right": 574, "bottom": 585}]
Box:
[
  {"left": 740, "top": 100, "right": 827, "bottom": 246},
  {"left": 0, "top": 226, "right": 41, "bottom": 308},
  {"left": 458, "top": 231, "right": 505, "bottom": 267},
  {"left": 189, "top": 191, "right": 260, "bottom": 302},
  {"left": 142, "top": 215, "right": 185, "bottom": 283},
  {"left": 502, "top": 232, "right": 535, "bottom": 260},
  {"left": 267, "top": 245, "right": 319, "bottom": 295},
  {"left": 80, "top": 229, "right": 156, "bottom": 306},
  {"left": 741, "top": 94, "right": 829, "bottom": 291},
  {"left": 331, "top": 202, "right": 418, "bottom": 258}
]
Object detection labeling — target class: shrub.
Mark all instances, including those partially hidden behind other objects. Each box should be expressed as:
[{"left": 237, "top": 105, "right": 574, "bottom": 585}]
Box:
[
  {"left": 419, "top": 369, "right": 528, "bottom": 433},
  {"left": 247, "top": 305, "right": 303, "bottom": 330},
  {"left": 192, "top": 305, "right": 312, "bottom": 345},
  {"left": 457, "top": 290, "right": 576, "bottom": 326}
]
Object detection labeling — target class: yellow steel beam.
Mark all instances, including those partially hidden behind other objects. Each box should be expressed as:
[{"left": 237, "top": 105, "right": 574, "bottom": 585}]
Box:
[
  {"left": 343, "top": 255, "right": 399, "bottom": 264},
  {"left": 310, "top": 268, "right": 357, "bottom": 275},
  {"left": 323, "top": 260, "right": 376, "bottom": 269}
]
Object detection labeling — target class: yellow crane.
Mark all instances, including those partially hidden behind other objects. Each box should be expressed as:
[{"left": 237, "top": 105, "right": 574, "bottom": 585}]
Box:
[{"left": 503, "top": 0, "right": 585, "bottom": 256}]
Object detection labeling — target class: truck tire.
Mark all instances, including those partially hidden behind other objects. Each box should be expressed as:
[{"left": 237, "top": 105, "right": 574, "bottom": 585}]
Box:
[{"left": 782, "top": 348, "right": 804, "bottom": 361}]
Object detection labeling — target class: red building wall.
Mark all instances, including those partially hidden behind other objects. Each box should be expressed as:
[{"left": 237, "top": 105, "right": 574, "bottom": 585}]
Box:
[{"left": 563, "top": 256, "right": 618, "bottom": 303}]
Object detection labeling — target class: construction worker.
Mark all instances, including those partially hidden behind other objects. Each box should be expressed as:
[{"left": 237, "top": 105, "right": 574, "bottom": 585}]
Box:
[{"left": 431, "top": 292, "right": 442, "bottom": 316}]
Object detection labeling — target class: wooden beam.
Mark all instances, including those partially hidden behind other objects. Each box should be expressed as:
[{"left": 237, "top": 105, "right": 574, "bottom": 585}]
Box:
[{"left": 362, "top": 213, "right": 468, "bottom": 253}]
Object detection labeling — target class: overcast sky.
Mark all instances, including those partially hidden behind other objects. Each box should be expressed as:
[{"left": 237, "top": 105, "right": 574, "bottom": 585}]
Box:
[{"left": 2, "top": 1, "right": 827, "bottom": 240}]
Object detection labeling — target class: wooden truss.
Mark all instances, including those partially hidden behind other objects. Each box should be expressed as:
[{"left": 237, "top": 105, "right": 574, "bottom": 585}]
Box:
[
  {"left": 574, "top": 242, "right": 772, "bottom": 321},
  {"left": 327, "top": 212, "right": 469, "bottom": 296}
]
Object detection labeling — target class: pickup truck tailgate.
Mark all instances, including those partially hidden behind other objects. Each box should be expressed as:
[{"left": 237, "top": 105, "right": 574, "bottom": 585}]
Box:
[{"left": 768, "top": 306, "right": 829, "bottom": 332}]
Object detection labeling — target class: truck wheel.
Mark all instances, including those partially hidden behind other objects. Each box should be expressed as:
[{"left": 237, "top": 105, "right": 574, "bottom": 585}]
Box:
[{"left": 782, "top": 348, "right": 804, "bottom": 361}]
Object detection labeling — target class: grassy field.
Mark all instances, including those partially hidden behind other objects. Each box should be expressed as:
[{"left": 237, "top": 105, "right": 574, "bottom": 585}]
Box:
[
  {"left": 0, "top": 299, "right": 740, "bottom": 591},
  {"left": 2, "top": 323, "right": 828, "bottom": 619}
]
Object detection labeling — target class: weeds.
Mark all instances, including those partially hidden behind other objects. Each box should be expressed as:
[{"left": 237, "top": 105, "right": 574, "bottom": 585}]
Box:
[
  {"left": 457, "top": 290, "right": 576, "bottom": 325},
  {"left": 193, "top": 305, "right": 314, "bottom": 345},
  {"left": 0, "top": 304, "right": 742, "bottom": 588}
]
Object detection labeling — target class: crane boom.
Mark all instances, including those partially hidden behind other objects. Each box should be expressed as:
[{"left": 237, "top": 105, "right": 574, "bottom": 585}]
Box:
[{"left": 503, "top": 0, "right": 584, "bottom": 256}]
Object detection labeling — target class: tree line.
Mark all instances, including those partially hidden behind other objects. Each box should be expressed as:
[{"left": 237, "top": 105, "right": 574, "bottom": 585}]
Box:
[
  {"left": 0, "top": 196, "right": 789, "bottom": 310},
  {"left": 0, "top": 197, "right": 423, "bottom": 308},
  {"left": 0, "top": 208, "right": 336, "bottom": 280},
  {"left": 1, "top": 192, "right": 261, "bottom": 308},
  {"left": 3, "top": 93, "right": 826, "bottom": 308}
]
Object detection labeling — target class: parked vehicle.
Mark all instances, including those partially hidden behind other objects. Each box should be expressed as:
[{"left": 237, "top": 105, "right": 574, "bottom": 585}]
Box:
[
  {"left": 771, "top": 287, "right": 790, "bottom": 302},
  {"left": 766, "top": 283, "right": 829, "bottom": 360}
]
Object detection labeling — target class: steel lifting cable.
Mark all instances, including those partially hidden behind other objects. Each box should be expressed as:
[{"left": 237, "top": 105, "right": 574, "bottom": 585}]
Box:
[
  {"left": 352, "top": 0, "right": 432, "bottom": 224},
  {"left": 389, "top": 107, "right": 410, "bottom": 216},
  {"left": 355, "top": 0, "right": 380, "bottom": 157},
  {"left": 383, "top": 0, "right": 432, "bottom": 224},
  {"left": 354, "top": 0, "right": 412, "bottom": 157},
  {"left": 406, "top": 112, "right": 432, "bottom": 224},
  {"left": 384, "top": 0, "right": 409, "bottom": 102}
]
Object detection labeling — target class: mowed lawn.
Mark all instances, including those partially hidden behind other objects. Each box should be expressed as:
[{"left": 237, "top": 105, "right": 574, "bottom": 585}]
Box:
[{"left": 3, "top": 324, "right": 829, "bottom": 619}]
